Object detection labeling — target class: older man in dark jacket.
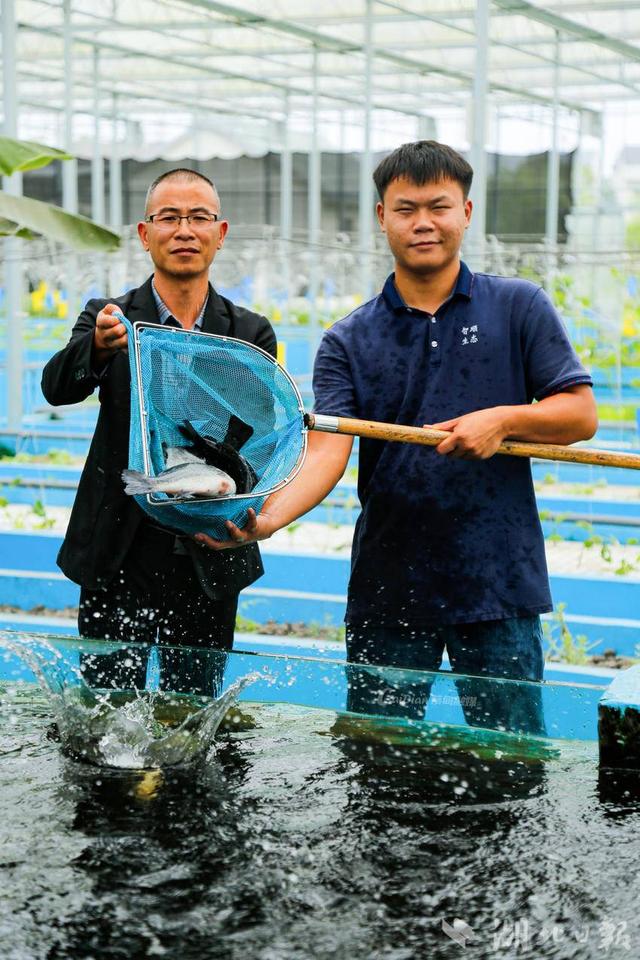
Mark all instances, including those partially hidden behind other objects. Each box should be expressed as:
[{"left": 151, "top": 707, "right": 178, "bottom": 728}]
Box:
[{"left": 42, "top": 168, "right": 275, "bottom": 686}]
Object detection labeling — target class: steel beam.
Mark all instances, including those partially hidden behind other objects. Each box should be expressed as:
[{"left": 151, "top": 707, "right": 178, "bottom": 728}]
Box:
[
  {"left": 91, "top": 46, "right": 105, "bottom": 225},
  {"left": 545, "top": 32, "right": 561, "bottom": 252},
  {"left": 308, "top": 46, "right": 321, "bottom": 366},
  {"left": 62, "top": 0, "right": 78, "bottom": 214},
  {"left": 467, "top": 0, "right": 489, "bottom": 270},
  {"left": 2, "top": 0, "right": 24, "bottom": 431},
  {"left": 109, "top": 95, "right": 123, "bottom": 230},
  {"left": 279, "top": 92, "right": 292, "bottom": 320},
  {"left": 358, "top": 0, "right": 374, "bottom": 302}
]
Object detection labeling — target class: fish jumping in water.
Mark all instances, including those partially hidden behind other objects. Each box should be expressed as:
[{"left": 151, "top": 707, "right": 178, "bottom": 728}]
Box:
[{"left": 122, "top": 461, "right": 236, "bottom": 499}]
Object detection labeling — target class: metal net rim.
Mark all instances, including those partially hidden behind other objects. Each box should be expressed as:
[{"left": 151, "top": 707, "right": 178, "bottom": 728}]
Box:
[{"left": 130, "top": 319, "right": 308, "bottom": 506}]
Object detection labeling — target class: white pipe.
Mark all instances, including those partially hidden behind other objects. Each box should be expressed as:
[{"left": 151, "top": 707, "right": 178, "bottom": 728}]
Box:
[
  {"left": 308, "top": 46, "right": 321, "bottom": 366},
  {"left": 62, "top": 0, "right": 78, "bottom": 215},
  {"left": 91, "top": 46, "right": 105, "bottom": 225},
  {"left": 280, "top": 92, "right": 292, "bottom": 320},
  {"left": 109, "top": 94, "right": 123, "bottom": 230},
  {"left": 467, "top": 0, "right": 489, "bottom": 270},
  {"left": 358, "top": 0, "right": 374, "bottom": 301},
  {"left": 545, "top": 30, "right": 561, "bottom": 250},
  {"left": 2, "top": 0, "right": 24, "bottom": 431}
]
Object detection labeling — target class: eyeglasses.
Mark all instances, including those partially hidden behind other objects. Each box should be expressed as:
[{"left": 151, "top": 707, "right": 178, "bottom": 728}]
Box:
[{"left": 146, "top": 212, "right": 220, "bottom": 228}]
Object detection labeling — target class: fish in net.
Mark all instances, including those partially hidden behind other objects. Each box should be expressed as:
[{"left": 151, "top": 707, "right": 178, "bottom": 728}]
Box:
[{"left": 119, "top": 315, "right": 306, "bottom": 539}]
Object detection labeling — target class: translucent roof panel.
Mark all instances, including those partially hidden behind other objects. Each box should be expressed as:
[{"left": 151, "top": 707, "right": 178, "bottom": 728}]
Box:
[{"left": 4, "top": 0, "right": 640, "bottom": 160}]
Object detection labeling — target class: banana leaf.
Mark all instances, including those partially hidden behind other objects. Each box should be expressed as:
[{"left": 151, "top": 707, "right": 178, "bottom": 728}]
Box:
[
  {"left": 0, "top": 192, "right": 120, "bottom": 251},
  {"left": 0, "top": 136, "right": 73, "bottom": 176},
  {"left": 0, "top": 217, "right": 38, "bottom": 240}
]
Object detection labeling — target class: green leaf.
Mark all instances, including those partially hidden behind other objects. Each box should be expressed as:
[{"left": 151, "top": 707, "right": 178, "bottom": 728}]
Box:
[
  {"left": 0, "top": 192, "right": 120, "bottom": 251},
  {"left": 0, "top": 217, "right": 38, "bottom": 239},
  {"left": 0, "top": 136, "right": 73, "bottom": 176}
]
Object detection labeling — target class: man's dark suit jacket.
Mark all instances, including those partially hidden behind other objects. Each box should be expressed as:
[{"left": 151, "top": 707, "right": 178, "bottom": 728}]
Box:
[{"left": 41, "top": 276, "right": 277, "bottom": 600}]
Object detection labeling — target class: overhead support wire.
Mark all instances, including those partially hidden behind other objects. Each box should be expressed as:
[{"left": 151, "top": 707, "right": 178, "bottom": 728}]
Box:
[
  {"left": 375, "top": 0, "right": 640, "bottom": 98},
  {"left": 494, "top": 0, "right": 640, "bottom": 64},
  {"left": 20, "top": 19, "right": 432, "bottom": 121},
  {"left": 175, "top": 0, "right": 589, "bottom": 112}
]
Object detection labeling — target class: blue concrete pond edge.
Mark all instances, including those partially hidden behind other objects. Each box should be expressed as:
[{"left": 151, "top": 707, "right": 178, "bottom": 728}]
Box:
[{"left": 598, "top": 664, "right": 640, "bottom": 768}]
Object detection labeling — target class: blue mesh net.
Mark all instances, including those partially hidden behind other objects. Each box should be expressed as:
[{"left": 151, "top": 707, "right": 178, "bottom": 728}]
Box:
[{"left": 119, "top": 316, "right": 305, "bottom": 539}]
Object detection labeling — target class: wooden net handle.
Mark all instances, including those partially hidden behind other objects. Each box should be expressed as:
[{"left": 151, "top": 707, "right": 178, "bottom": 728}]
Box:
[{"left": 305, "top": 414, "right": 640, "bottom": 470}]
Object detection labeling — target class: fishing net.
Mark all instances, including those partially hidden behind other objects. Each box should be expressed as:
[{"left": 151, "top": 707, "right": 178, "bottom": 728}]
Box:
[{"left": 120, "top": 317, "right": 306, "bottom": 539}]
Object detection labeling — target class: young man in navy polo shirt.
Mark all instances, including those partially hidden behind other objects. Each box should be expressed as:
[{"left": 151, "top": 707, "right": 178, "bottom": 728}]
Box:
[{"left": 200, "top": 141, "right": 597, "bottom": 731}]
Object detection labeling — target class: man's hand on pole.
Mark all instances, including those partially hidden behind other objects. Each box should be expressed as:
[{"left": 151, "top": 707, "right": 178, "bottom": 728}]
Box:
[{"left": 426, "top": 407, "right": 510, "bottom": 460}]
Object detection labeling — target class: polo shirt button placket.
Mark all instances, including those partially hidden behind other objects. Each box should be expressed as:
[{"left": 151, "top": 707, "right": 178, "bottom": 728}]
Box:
[{"left": 430, "top": 314, "right": 440, "bottom": 363}]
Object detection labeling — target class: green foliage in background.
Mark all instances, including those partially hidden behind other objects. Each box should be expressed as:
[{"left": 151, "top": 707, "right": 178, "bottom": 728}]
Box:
[
  {"left": 543, "top": 603, "right": 600, "bottom": 665},
  {"left": 0, "top": 136, "right": 72, "bottom": 176},
  {"left": 0, "top": 136, "right": 120, "bottom": 251}
]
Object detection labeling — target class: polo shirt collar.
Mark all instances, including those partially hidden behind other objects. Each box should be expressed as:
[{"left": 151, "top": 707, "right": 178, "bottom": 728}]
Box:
[
  {"left": 151, "top": 279, "right": 208, "bottom": 330},
  {"left": 382, "top": 260, "right": 474, "bottom": 312}
]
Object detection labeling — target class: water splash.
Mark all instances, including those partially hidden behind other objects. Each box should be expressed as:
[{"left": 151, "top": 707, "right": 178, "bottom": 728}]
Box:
[
  {"left": 0, "top": 633, "right": 261, "bottom": 769},
  {"left": 60, "top": 676, "right": 260, "bottom": 768}
]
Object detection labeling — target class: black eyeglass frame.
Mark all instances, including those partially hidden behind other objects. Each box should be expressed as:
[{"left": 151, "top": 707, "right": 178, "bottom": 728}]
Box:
[{"left": 145, "top": 212, "right": 220, "bottom": 225}]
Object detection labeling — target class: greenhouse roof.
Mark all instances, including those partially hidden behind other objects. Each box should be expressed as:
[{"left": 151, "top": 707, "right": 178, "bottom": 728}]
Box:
[{"left": 5, "top": 0, "right": 640, "bottom": 158}]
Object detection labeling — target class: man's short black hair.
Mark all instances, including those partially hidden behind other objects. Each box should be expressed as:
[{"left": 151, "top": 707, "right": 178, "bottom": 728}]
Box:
[
  {"left": 373, "top": 141, "right": 473, "bottom": 201},
  {"left": 145, "top": 168, "right": 219, "bottom": 213}
]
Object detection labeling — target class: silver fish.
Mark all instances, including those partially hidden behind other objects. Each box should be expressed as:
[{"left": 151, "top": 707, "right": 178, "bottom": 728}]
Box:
[
  {"left": 122, "top": 462, "right": 236, "bottom": 499},
  {"left": 163, "top": 445, "right": 203, "bottom": 469}
]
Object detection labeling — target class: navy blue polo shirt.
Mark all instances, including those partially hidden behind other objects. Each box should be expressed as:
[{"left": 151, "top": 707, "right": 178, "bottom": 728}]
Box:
[{"left": 312, "top": 262, "right": 593, "bottom": 627}]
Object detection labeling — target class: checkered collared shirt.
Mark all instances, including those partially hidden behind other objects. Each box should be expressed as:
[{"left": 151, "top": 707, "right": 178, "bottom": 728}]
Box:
[{"left": 151, "top": 279, "right": 208, "bottom": 330}]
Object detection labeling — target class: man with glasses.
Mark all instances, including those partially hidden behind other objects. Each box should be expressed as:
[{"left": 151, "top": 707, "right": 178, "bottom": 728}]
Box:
[{"left": 42, "top": 169, "right": 276, "bottom": 690}]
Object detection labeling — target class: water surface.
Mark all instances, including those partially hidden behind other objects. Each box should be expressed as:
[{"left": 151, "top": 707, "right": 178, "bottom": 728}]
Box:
[{"left": 1, "top": 682, "right": 639, "bottom": 959}]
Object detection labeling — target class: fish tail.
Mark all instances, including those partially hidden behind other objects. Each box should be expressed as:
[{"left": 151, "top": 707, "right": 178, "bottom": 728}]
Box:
[{"left": 121, "top": 469, "right": 155, "bottom": 495}]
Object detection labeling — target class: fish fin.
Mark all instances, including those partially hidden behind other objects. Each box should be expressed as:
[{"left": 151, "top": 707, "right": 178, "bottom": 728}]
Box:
[
  {"left": 164, "top": 445, "right": 203, "bottom": 469},
  {"left": 223, "top": 414, "right": 254, "bottom": 451},
  {"left": 121, "top": 469, "right": 154, "bottom": 495},
  {"left": 178, "top": 421, "right": 212, "bottom": 459},
  {"left": 180, "top": 417, "right": 254, "bottom": 454},
  {"left": 179, "top": 419, "right": 255, "bottom": 491}
]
